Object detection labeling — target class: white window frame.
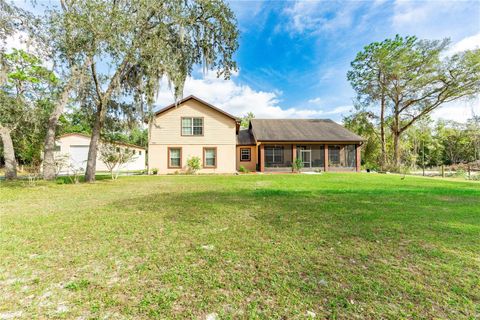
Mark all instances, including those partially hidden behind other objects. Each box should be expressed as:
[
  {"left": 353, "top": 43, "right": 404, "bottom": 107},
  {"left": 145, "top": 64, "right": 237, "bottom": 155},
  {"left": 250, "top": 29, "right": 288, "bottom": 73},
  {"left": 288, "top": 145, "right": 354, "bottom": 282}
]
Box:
[
  {"left": 181, "top": 117, "right": 203, "bottom": 136},
  {"left": 240, "top": 148, "right": 251, "bottom": 161}
]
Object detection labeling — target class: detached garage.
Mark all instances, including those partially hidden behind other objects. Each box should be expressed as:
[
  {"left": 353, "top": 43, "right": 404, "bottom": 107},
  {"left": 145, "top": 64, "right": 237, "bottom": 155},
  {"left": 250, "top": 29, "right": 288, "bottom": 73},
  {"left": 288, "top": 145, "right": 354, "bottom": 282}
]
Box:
[{"left": 54, "top": 133, "right": 146, "bottom": 174}]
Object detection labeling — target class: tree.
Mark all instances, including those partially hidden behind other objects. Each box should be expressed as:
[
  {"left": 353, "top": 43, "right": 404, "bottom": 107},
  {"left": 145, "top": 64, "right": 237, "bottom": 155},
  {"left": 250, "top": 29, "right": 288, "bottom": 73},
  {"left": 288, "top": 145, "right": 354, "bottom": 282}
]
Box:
[
  {"left": 343, "top": 107, "right": 381, "bottom": 170},
  {"left": 347, "top": 41, "right": 391, "bottom": 168},
  {"left": 99, "top": 142, "right": 135, "bottom": 180},
  {"left": 0, "top": 49, "right": 56, "bottom": 180},
  {"left": 116, "top": 0, "right": 238, "bottom": 176},
  {"left": 436, "top": 120, "right": 475, "bottom": 165},
  {"left": 240, "top": 112, "right": 255, "bottom": 128},
  {"left": 0, "top": 1, "right": 26, "bottom": 180},
  {"left": 45, "top": 0, "right": 239, "bottom": 183},
  {"left": 40, "top": 2, "right": 93, "bottom": 181},
  {"left": 348, "top": 35, "right": 480, "bottom": 170},
  {"left": 466, "top": 114, "right": 480, "bottom": 161}
]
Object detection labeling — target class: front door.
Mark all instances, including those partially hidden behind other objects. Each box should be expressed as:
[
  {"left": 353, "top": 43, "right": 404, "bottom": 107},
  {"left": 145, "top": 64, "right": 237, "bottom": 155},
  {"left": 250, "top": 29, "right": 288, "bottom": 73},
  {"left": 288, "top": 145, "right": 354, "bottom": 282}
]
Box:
[{"left": 297, "top": 146, "right": 311, "bottom": 168}]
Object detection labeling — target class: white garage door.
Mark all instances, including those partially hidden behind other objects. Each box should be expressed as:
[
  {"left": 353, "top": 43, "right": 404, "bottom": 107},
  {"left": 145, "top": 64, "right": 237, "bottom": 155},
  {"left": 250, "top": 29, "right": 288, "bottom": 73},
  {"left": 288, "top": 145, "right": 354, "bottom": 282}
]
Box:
[{"left": 69, "top": 145, "right": 89, "bottom": 170}]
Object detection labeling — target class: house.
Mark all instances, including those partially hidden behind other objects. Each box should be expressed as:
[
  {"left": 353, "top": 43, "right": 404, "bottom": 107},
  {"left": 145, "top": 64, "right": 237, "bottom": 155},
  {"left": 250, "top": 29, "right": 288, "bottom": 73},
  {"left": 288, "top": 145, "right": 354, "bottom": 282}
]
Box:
[
  {"left": 55, "top": 133, "right": 146, "bottom": 174},
  {"left": 149, "top": 95, "right": 364, "bottom": 174}
]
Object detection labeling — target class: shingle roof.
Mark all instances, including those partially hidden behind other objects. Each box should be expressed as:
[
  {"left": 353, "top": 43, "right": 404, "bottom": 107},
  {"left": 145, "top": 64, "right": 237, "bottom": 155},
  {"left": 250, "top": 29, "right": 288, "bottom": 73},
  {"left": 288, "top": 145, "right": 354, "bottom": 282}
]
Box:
[
  {"left": 250, "top": 119, "right": 364, "bottom": 142},
  {"left": 236, "top": 129, "right": 256, "bottom": 145}
]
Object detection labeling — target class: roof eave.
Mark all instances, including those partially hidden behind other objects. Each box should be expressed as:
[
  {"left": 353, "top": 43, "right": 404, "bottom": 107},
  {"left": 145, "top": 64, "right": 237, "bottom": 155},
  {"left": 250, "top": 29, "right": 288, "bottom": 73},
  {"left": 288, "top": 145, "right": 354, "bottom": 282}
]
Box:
[{"left": 153, "top": 95, "right": 239, "bottom": 122}]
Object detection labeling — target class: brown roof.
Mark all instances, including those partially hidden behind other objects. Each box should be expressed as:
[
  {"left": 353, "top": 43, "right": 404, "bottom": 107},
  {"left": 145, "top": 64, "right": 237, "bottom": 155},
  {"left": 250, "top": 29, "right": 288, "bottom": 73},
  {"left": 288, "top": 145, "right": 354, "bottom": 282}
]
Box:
[
  {"left": 236, "top": 129, "right": 256, "bottom": 145},
  {"left": 250, "top": 119, "right": 364, "bottom": 142},
  {"left": 59, "top": 133, "right": 146, "bottom": 150},
  {"left": 154, "top": 95, "right": 239, "bottom": 122}
]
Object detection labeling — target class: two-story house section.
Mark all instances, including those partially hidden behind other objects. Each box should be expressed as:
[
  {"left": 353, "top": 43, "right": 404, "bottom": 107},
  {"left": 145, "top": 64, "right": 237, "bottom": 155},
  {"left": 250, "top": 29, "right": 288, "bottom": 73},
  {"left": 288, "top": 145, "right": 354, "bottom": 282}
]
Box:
[
  {"left": 149, "top": 95, "right": 365, "bottom": 174},
  {"left": 148, "top": 95, "right": 239, "bottom": 174}
]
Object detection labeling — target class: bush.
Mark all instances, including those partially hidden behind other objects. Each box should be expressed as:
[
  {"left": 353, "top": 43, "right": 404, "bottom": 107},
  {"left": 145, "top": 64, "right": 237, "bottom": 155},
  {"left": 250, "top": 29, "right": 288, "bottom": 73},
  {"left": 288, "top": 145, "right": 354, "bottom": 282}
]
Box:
[
  {"left": 239, "top": 165, "right": 249, "bottom": 173},
  {"left": 152, "top": 168, "right": 158, "bottom": 175},
  {"left": 454, "top": 169, "right": 465, "bottom": 178},
  {"left": 292, "top": 158, "right": 304, "bottom": 173},
  {"left": 187, "top": 156, "right": 201, "bottom": 174},
  {"left": 468, "top": 173, "right": 480, "bottom": 181}
]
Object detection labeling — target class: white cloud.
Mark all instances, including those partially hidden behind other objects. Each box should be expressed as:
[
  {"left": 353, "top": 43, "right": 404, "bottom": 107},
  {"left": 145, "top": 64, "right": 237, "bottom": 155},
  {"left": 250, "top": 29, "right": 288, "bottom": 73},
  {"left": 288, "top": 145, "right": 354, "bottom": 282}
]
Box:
[
  {"left": 155, "top": 72, "right": 349, "bottom": 120},
  {"left": 307, "top": 97, "right": 322, "bottom": 104},
  {"left": 392, "top": 0, "right": 434, "bottom": 26},
  {"left": 3, "top": 31, "right": 30, "bottom": 52},
  {"left": 391, "top": 0, "right": 479, "bottom": 39},
  {"left": 282, "top": 1, "right": 361, "bottom": 35},
  {"left": 431, "top": 96, "right": 480, "bottom": 123},
  {"left": 325, "top": 105, "right": 352, "bottom": 115},
  {"left": 446, "top": 32, "right": 480, "bottom": 55}
]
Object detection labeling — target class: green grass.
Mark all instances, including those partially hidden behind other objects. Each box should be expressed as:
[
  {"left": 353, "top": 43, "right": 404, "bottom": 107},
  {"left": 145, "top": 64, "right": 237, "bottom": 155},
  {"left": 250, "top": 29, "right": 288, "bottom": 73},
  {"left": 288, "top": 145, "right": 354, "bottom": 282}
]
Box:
[{"left": 0, "top": 174, "right": 479, "bottom": 319}]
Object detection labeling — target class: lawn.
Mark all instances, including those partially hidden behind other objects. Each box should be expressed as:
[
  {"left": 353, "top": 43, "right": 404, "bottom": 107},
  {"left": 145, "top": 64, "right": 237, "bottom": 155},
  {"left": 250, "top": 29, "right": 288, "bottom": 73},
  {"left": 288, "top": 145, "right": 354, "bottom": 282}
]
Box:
[{"left": 0, "top": 174, "right": 479, "bottom": 319}]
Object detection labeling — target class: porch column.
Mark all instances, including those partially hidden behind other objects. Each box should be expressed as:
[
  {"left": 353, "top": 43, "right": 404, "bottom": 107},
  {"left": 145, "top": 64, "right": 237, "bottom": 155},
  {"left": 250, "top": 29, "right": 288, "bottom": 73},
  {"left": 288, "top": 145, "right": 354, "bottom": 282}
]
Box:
[
  {"left": 324, "top": 144, "right": 328, "bottom": 172},
  {"left": 292, "top": 144, "right": 296, "bottom": 163},
  {"left": 356, "top": 144, "right": 361, "bottom": 172},
  {"left": 259, "top": 144, "right": 265, "bottom": 172}
]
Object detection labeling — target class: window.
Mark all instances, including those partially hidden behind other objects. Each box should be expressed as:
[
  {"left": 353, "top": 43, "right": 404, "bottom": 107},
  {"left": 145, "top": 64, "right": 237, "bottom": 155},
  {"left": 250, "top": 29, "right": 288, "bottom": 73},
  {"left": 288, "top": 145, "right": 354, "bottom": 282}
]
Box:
[
  {"left": 240, "top": 148, "right": 251, "bottom": 161},
  {"left": 133, "top": 150, "right": 136, "bottom": 155},
  {"left": 265, "top": 145, "right": 284, "bottom": 165},
  {"left": 139, "top": 151, "right": 142, "bottom": 156},
  {"left": 328, "top": 145, "right": 341, "bottom": 167},
  {"left": 181, "top": 117, "right": 203, "bottom": 136},
  {"left": 54, "top": 145, "right": 61, "bottom": 152},
  {"left": 168, "top": 147, "right": 182, "bottom": 168},
  {"left": 203, "top": 147, "right": 217, "bottom": 168}
]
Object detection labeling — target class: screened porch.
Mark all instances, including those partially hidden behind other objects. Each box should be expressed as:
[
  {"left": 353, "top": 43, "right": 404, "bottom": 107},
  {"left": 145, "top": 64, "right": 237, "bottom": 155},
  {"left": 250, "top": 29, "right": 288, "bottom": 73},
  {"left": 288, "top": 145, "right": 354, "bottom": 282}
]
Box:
[{"left": 261, "top": 144, "right": 358, "bottom": 172}]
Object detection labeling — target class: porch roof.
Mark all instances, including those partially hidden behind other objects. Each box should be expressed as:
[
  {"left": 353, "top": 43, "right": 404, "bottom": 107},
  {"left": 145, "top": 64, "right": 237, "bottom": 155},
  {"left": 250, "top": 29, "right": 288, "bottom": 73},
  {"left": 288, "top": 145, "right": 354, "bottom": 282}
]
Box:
[{"left": 250, "top": 119, "right": 364, "bottom": 142}]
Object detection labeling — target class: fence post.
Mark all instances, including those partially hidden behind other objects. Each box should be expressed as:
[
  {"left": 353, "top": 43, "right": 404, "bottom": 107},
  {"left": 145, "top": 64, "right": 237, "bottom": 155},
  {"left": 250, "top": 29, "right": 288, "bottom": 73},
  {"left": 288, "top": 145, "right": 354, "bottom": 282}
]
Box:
[
  {"left": 441, "top": 165, "right": 445, "bottom": 178},
  {"left": 468, "top": 165, "right": 471, "bottom": 179}
]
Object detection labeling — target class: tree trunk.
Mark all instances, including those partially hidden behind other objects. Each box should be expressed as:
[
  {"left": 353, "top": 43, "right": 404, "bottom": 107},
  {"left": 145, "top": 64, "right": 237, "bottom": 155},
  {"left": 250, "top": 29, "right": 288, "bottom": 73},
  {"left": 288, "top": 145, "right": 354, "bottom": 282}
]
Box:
[
  {"left": 43, "top": 66, "right": 83, "bottom": 180},
  {"left": 378, "top": 72, "right": 387, "bottom": 170},
  {"left": 393, "top": 130, "right": 401, "bottom": 170},
  {"left": 85, "top": 102, "right": 106, "bottom": 182},
  {"left": 147, "top": 116, "right": 153, "bottom": 174},
  {"left": 42, "top": 91, "right": 69, "bottom": 180},
  {"left": 0, "top": 126, "right": 17, "bottom": 180},
  {"left": 380, "top": 93, "right": 387, "bottom": 169}
]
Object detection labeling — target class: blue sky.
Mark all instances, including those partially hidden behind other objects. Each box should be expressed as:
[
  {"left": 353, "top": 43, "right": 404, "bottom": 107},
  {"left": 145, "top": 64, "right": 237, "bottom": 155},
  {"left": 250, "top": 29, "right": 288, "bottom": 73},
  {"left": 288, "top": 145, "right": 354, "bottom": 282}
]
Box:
[
  {"left": 8, "top": 0, "right": 480, "bottom": 122},
  {"left": 156, "top": 0, "right": 480, "bottom": 122}
]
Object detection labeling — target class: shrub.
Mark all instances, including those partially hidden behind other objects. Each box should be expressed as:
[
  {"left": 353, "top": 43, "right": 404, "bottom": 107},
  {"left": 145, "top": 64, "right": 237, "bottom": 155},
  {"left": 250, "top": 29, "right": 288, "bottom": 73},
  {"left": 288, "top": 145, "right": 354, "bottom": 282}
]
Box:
[
  {"left": 99, "top": 143, "right": 135, "bottom": 180},
  {"left": 292, "top": 158, "right": 304, "bottom": 173},
  {"left": 454, "top": 169, "right": 465, "bottom": 178},
  {"left": 239, "top": 165, "right": 249, "bottom": 173},
  {"left": 152, "top": 168, "right": 158, "bottom": 175},
  {"left": 469, "top": 173, "right": 480, "bottom": 181},
  {"left": 187, "top": 156, "right": 201, "bottom": 174}
]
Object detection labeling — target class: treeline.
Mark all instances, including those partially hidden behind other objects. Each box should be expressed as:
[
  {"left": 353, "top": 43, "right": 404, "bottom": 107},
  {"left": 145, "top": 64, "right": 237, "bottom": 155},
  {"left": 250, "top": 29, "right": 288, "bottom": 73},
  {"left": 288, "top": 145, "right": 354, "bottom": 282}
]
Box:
[
  {"left": 344, "top": 111, "right": 480, "bottom": 171},
  {"left": 0, "top": 0, "right": 239, "bottom": 181},
  {"left": 345, "top": 35, "right": 480, "bottom": 171}
]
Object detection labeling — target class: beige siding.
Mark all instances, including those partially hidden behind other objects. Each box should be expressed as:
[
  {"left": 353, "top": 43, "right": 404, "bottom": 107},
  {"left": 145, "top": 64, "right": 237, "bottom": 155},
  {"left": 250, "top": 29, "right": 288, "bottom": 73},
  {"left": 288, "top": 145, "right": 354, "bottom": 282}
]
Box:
[
  {"left": 150, "top": 99, "right": 236, "bottom": 145},
  {"left": 150, "top": 144, "right": 236, "bottom": 174},
  {"left": 149, "top": 99, "right": 237, "bottom": 174},
  {"left": 236, "top": 146, "right": 257, "bottom": 172}
]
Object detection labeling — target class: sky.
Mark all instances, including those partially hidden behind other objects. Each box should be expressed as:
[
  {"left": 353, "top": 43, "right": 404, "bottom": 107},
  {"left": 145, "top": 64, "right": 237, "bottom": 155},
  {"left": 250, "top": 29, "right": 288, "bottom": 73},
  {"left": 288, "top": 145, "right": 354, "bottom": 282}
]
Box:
[
  {"left": 6, "top": 0, "right": 480, "bottom": 123},
  {"left": 155, "top": 0, "right": 480, "bottom": 123}
]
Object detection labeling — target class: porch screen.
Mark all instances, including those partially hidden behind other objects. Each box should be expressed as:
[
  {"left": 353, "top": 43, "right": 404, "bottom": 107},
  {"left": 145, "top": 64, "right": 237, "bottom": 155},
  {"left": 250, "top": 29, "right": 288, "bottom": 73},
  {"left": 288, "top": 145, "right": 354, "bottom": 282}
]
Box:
[
  {"left": 345, "top": 145, "right": 356, "bottom": 167},
  {"left": 265, "top": 146, "right": 284, "bottom": 165},
  {"left": 328, "top": 145, "right": 341, "bottom": 167}
]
